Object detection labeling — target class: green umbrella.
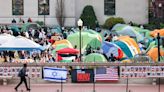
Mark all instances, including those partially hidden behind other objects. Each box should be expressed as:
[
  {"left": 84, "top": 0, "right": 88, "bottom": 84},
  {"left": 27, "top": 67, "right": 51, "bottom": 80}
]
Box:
[{"left": 84, "top": 53, "right": 107, "bottom": 63}]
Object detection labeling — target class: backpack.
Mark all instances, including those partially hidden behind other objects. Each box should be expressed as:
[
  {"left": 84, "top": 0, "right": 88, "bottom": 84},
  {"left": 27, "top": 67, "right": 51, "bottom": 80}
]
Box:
[{"left": 18, "top": 69, "right": 23, "bottom": 77}]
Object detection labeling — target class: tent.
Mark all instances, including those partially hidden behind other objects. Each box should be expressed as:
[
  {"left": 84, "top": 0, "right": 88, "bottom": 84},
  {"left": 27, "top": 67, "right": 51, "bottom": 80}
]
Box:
[
  {"left": 52, "top": 39, "right": 73, "bottom": 48},
  {"left": 21, "top": 23, "right": 41, "bottom": 32},
  {"left": 52, "top": 44, "right": 69, "bottom": 56},
  {"left": 117, "top": 36, "right": 141, "bottom": 55},
  {"left": 133, "top": 26, "right": 151, "bottom": 38},
  {"left": 101, "top": 41, "right": 124, "bottom": 60},
  {"left": 56, "top": 48, "right": 79, "bottom": 54},
  {"left": 150, "top": 29, "right": 164, "bottom": 37},
  {"left": 9, "top": 25, "right": 20, "bottom": 32},
  {"left": 115, "top": 41, "right": 133, "bottom": 58},
  {"left": 67, "top": 31, "right": 102, "bottom": 53},
  {"left": 84, "top": 53, "right": 107, "bottom": 63},
  {"left": 147, "top": 47, "right": 164, "bottom": 62},
  {"left": 112, "top": 24, "right": 144, "bottom": 42},
  {"left": 0, "top": 36, "right": 44, "bottom": 51},
  {"left": 0, "top": 34, "right": 15, "bottom": 45}
]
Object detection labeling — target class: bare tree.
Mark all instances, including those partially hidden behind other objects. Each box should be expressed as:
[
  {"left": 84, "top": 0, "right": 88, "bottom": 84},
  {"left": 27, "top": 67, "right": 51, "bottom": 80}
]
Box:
[{"left": 56, "top": 0, "right": 65, "bottom": 27}]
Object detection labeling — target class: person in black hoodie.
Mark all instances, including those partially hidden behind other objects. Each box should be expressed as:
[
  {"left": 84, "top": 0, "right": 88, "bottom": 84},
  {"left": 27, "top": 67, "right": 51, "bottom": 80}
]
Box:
[{"left": 15, "top": 64, "right": 30, "bottom": 91}]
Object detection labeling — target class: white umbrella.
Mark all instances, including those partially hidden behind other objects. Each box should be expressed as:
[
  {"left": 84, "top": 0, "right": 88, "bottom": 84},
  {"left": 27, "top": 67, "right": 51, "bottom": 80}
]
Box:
[{"left": 0, "top": 36, "right": 44, "bottom": 51}]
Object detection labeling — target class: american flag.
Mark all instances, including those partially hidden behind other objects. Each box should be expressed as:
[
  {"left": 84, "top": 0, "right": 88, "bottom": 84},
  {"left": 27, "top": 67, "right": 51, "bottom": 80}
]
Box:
[{"left": 95, "top": 67, "right": 118, "bottom": 81}]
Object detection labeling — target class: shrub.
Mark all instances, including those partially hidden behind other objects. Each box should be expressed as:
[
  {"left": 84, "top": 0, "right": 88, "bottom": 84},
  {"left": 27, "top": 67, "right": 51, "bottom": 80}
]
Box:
[
  {"left": 80, "top": 5, "right": 98, "bottom": 29},
  {"left": 103, "top": 17, "right": 125, "bottom": 29}
]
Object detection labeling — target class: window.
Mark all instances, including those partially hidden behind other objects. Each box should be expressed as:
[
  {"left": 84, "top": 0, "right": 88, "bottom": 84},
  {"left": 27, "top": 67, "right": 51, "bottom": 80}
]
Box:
[
  {"left": 38, "top": 0, "right": 50, "bottom": 15},
  {"left": 104, "top": 0, "right": 115, "bottom": 15},
  {"left": 12, "top": 0, "right": 24, "bottom": 15}
]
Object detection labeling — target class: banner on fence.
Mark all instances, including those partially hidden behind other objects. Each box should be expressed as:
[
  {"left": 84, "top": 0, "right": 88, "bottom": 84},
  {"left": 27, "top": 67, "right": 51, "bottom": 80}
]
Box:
[
  {"left": 43, "top": 67, "right": 67, "bottom": 82},
  {"left": 71, "top": 69, "right": 94, "bottom": 83},
  {"left": 120, "top": 66, "right": 164, "bottom": 78},
  {"left": 0, "top": 67, "right": 42, "bottom": 78}
]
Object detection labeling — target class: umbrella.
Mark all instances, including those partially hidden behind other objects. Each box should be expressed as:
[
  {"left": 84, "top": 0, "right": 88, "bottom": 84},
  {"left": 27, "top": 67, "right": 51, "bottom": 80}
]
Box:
[
  {"left": 21, "top": 23, "right": 41, "bottom": 32},
  {"left": 84, "top": 53, "right": 107, "bottom": 63},
  {"left": 0, "top": 36, "right": 44, "bottom": 51}
]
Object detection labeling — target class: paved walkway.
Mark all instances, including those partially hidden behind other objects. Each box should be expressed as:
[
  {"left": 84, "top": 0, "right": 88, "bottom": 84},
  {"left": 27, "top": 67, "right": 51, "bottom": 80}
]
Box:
[{"left": 0, "top": 83, "right": 163, "bottom": 92}]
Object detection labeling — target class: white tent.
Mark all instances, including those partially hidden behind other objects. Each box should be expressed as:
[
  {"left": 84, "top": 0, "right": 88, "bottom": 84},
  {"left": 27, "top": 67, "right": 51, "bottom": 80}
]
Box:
[
  {"left": 0, "top": 36, "right": 44, "bottom": 51},
  {"left": 0, "top": 33, "right": 15, "bottom": 45}
]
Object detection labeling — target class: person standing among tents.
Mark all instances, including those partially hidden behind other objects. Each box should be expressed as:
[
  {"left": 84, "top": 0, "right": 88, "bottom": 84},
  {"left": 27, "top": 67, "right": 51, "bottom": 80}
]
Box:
[{"left": 15, "top": 64, "right": 30, "bottom": 91}]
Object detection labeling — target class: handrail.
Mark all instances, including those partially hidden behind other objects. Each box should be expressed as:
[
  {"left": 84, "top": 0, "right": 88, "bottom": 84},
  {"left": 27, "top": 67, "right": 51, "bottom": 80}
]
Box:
[{"left": 0, "top": 62, "right": 164, "bottom": 67}]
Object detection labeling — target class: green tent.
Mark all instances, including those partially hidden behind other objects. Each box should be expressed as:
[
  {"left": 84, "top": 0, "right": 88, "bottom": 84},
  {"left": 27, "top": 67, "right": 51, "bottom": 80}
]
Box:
[
  {"left": 84, "top": 53, "right": 107, "bottom": 63},
  {"left": 9, "top": 25, "right": 20, "bottom": 32},
  {"left": 67, "top": 31, "right": 101, "bottom": 53},
  {"left": 21, "top": 23, "right": 41, "bottom": 32},
  {"left": 112, "top": 24, "right": 145, "bottom": 42},
  {"left": 133, "top": 27, "right": 151, "bottom": 38}
]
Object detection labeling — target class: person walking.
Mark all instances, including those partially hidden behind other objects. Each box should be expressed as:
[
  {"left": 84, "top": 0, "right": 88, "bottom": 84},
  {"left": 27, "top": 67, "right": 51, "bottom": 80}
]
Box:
[{"left": 15, "top": 64, "right": 30, "bottom": 91}]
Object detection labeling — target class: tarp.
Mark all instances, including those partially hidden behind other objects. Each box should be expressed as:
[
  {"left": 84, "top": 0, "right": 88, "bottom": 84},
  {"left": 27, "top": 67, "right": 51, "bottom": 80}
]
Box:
[
  {"left": 56, "top": 48, "right": 79, "bottom": 54},
  {"left": 84, "top": 53, "right": 107, "bottom": 63},
  {"left": 147, "top": 47, "right": 164, "bottom": 62},
  {"left": 0, "top": 36, "right": 44, "bottom": 51},
  {"left": 101, "top": 41, "right": 124, "bottom": 59},
  {"left": 150, "top": 29, "right": 164, "bottom": 37},
  {"left": 52, "top": 39, "right": 73, "bottom": 48}
]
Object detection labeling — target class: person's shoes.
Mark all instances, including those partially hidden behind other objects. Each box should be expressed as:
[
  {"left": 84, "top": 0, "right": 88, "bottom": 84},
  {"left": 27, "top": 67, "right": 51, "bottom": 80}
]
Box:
[
  {"left": 27, "top": 88, "right": 31, "bottom": 91},
  {"left": 14, "top": 88, "right": 17, "bottom": 91}
]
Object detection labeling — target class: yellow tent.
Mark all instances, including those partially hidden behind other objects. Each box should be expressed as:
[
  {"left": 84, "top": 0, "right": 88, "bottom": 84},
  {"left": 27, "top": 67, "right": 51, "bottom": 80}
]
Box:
[
  {"left": 147, "top": 47, "right": 164, "bottom": 62},
  {"left": 52, "top": 39, "right": 73, "bottom": 48},
  {"left": 150, "top": 29, "right": 164, "bottom": 37}
]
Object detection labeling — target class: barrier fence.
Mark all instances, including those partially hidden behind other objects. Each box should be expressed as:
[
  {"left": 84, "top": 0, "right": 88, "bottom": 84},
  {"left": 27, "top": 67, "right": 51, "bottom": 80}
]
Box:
[{"left": 0, "top": 62, "right": 164, "bottom": 80}]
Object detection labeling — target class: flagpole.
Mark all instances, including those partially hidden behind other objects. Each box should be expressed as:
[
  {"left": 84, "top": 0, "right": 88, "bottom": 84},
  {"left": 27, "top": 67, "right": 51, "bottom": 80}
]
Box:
[
  {"left": 126, "top": 63, "right": 129, "bottom": 92},
  {"left": 93, "top": 57, "right": 96, "bottom": 92},
  {"left": 61, "top": 77, "right": 63, "bottom": 92}
]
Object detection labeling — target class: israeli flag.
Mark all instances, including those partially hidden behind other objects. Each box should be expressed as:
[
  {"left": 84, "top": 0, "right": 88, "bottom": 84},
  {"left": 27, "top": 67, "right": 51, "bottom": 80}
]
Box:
[{"left": 43, "top": 67, "right": 67, "bottom": 82}]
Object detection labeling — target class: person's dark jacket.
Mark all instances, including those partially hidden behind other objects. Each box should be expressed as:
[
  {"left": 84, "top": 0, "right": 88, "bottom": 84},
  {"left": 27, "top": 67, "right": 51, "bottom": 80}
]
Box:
[{"left": 18, "top": 68, "right": 27, "bottom": 77}]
